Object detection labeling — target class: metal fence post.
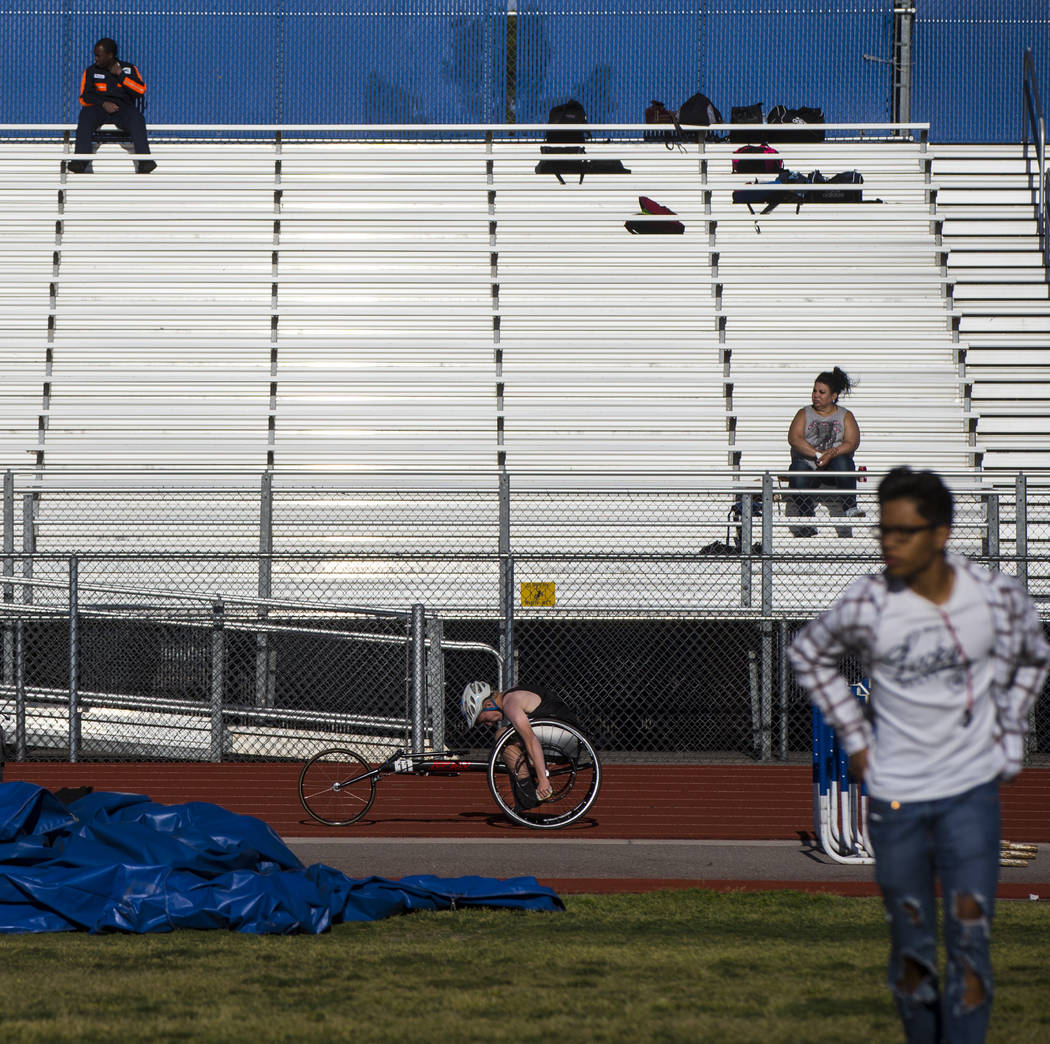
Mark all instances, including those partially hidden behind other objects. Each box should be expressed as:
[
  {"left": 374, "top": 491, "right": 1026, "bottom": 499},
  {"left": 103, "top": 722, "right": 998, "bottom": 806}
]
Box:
[
  {"left": 427, "top": 616, "right": 445, "bottom": 751},
  {"left": 411, "top": 604, "right": 426, "bottom": 752},
  {"left": 985, "top": 491, "right": 999, "bottom": 567},
  {"left": 1015, "top": 473, "right": 1028, "bottom": 589},
  {"left": 2, "top": 471, "right": 12, "bottom": 601},
  {"left": 210, "top": 599, "right": 225, "bottom": 762},
  {"left": 759, "top": 473, "right": 775, "bottom": 761},
  {"left": 14, "top": 618, "right": 26, "bottom": 760},
  {"left": 778, "top": 620, "right": 789, "bottom": 760},
  {"left": 68, "top": 555, "right": 80, "bottom": 763},
  {"left": 2, "top": 472, "right": 13, "bottom": 691},
  {"left": 499, "top": 471, "right": 515, "bottom": 686},
  {"left": 504, "top": 555, "right": 515, "bottom": 687},
  {"left": 739, "top": 491, "right": 752, "bottom": 607},
  {"left": 256, "top": 471, "right": 274, "bottom": 708},
  {"left": 22, "top": 493, "right": 34, "bottom": 605},
  {"left": 893, "top": 0, "right": 914, "bottom": 134}
]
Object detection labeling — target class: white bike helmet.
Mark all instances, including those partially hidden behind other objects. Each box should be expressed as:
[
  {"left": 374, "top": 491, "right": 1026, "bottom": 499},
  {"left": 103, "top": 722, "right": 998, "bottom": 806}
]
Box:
[{"left": 461, "top": 680, "right": 492, "bottom": 727}]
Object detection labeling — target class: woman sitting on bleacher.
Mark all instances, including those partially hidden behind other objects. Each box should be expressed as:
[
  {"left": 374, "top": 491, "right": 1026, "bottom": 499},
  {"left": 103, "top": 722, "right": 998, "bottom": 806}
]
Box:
[{"left": 786, "top": 366, "right": 862, "bottom": 537}]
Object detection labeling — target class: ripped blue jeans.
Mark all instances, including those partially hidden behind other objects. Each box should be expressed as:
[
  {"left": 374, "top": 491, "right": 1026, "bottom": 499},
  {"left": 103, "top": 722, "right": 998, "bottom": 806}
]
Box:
[{"left": 867, "top": 778, "right": 1001, "bottom": 1043}]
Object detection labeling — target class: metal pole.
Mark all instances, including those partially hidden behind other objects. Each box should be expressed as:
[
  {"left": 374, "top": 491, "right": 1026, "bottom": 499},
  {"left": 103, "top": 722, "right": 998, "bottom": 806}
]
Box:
[
  {"left": 426, "top": 616, "right": 445, "bottom": 751},
  {"left": 985, "top": 492, "right": 999, "bottom": 567},
  {"left": 411, "top": 604, "right": 426, "bottom": 752},
  {"left": 2, "top": 471, "right": 13, "bottom": 603},
  {"left": 1015, "top": 474, "right": 1028, "bottom": 588},
  {"left": 760, "top": 627, "right": 773, "bottom": 761},
  {"left": 1022, "top": 48, "right": 1028, "bottom": 146},
  {"left": 760, "top": 474, "right": 774, "bottom": 761},
  {"left": 2, "top": 472, "right": 13, "bottom": 688},
  {"left": 258, "top": 471, "right": 273, "bottom": 599},
  {"left": 22, "top": 493, "right": 34, "bottom": 606},
  {"left": 778, "top": 620, "right": 789, "bottom": 760},
  {"left": 68, "top": 555, "right": 80, "bottom": 762},
  {"left": 761, "top": 473, "right": 774, "bottom": 612},
  {"left": 498, "top": 471, "right": 514, "bottom": 687},
  {"left": 210, "top": 599, "right": 225, "bottom": 762},
  {"left": 748, "top": 646, "right": 760, "bottom": 756},
  {"left": 14, "top": 618, "right": 26, "bottom": 760},
  {"left": 504, "top": 555, "right": 515, "bottom": 689},
  {"left": 895, "top": 1, "right": 914, "bottom": 134},
  {"left": 740, "top": 491, "right": 752, "bottom": 607},
  {"left": 256, "top": 471, "right": 274, "bottom": 708}
]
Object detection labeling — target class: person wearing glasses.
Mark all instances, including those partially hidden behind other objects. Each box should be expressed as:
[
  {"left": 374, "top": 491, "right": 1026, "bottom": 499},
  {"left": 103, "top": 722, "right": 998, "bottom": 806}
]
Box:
[
  {"left": 460, "top": 682, "right": 579, "bottom": 810},
  {"left": 786, "top": 365, "right": 862, "bottom": 537},
  {"left": 788, "top": 466, "right": 1049, "bottom": 1044}
]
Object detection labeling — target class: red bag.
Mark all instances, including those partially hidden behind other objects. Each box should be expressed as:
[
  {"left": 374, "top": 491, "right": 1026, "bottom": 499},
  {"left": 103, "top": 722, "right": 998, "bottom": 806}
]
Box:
[{"left": 625, "top": 196, "right": 685, "bottom": 235}]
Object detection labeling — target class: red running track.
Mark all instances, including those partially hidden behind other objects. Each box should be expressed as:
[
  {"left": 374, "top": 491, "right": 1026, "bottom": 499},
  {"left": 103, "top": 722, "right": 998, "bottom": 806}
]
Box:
[{"left": 7, "top": 762, "right": 1050, "bottom": 842}]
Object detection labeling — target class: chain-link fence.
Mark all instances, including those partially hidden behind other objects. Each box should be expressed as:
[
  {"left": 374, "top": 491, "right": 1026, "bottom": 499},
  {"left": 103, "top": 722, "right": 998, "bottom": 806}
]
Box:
[{"left": 2, "top": 470, "right": 1048, "bottom": 763}]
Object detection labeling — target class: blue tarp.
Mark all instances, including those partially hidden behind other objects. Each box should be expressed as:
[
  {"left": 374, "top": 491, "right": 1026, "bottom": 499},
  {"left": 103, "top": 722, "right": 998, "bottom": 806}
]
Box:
[{"left": 0, "top": 782, "right": 563, "bottom": 934}]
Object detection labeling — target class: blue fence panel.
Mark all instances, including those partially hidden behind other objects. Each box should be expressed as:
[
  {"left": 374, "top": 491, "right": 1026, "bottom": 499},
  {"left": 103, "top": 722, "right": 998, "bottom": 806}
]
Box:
[
  {"left": 914, "top": 0, "right": 1050, "bottom": 143},
  {"left": 515, "top": 0, "right": 703, "bottom": 125},
  {"left": 65, "top": 1, "right": 278, "bottom": 127},
  {"left": 280, "top": 0, "right": 507, "bottom": 125},
  {"left": 515, "top": 1, "right": 892, "bottom": 130},
  {"left": 4, "top": 0, "right": 506, "bottom": 129},
  {"left": 8, "top": 1, "right": 1049, "bottom": 137},
  {"left": 699, "top": 1, "right": 894, "bottom": 132},
  {"left": 4, "top": 0, "right": 68, "bottom": 124}
]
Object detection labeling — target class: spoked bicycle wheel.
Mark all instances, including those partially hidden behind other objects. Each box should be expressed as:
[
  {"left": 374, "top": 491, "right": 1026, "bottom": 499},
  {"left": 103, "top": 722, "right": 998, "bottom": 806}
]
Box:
[
  {"left": 487, "top": 719, "right": 601, "bottom": 830},
  {"left": 298, "top": 748, "right": 378, "bottom": 826}
]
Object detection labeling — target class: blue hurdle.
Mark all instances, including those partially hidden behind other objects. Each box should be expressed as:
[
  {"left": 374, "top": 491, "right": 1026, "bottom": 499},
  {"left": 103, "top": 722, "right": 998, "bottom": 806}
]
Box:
[{"left": 812, "top": 679, "right": 873, "bottom": 864}]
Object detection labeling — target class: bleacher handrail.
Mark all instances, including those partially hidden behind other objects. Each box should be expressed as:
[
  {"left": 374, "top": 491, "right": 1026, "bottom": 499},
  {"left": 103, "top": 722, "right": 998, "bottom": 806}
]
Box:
[
  {"left": 1021, "top": 48, "right": 1049, "bottom": 272},
  {"left": 0, "top": 122, "right": 933, "bottom": 134}
]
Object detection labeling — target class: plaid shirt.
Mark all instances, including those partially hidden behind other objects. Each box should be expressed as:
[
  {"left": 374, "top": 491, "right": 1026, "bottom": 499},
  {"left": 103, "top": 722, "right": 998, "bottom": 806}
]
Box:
[{"left": 788, "top": 552, "right": 1049, "bottom": 781}]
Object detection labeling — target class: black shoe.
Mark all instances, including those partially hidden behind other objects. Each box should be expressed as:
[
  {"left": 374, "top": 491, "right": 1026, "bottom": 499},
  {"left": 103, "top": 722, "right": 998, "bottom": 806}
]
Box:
[
  {"left": 511, "top": 775, "right": 540, "bottom": 812},
  {"left": 136, "top": 160, "right": 157, "bottom": 174},
  {"left": 67, "top": 160, "right": 91, "bottom": 174},
  {"left": 791, "top": 526, "right": 818, "bottom": 537}
]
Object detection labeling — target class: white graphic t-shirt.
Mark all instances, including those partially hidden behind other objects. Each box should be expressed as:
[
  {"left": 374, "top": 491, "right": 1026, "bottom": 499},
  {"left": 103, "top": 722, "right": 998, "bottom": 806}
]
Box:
[{"left": 867, "top": 566, "right": 1000, "bottom": 801}]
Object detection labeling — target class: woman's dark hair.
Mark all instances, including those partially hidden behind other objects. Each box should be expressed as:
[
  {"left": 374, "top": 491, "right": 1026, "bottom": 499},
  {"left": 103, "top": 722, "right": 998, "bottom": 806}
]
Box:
[
  {"left": 878, "top": 466, "right": 954, "bottom": 527},
  {"left": 95, "top": 37, "right": 118, "bottom": 58},
  {"left": 815, "top": 366, "right": 853, "bottom": 397}
]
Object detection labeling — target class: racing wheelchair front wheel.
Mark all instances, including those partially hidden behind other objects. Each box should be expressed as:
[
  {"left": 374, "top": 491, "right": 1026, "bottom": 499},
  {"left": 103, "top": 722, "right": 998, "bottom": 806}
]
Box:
[
  {"left": 487, "top": 719, "right": 602, "bottom": 830},
  {"left": 298, "top": 747, "right": 378, "bottom": 826}
]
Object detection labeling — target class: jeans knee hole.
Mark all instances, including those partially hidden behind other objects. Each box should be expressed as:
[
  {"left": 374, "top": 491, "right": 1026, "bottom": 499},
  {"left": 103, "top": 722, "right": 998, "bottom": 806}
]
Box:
[{"left": 900, "top": 898, "right": 922, "bottom": 926}]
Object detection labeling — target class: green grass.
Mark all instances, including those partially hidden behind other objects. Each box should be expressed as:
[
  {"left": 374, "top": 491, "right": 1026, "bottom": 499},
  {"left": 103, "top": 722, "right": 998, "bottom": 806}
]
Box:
[{"left": 1, "top": 890, "right": 1048, "bottom": 1042}]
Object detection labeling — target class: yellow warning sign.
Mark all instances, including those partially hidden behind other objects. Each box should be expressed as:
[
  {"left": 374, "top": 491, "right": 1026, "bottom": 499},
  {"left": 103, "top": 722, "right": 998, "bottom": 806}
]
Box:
[{"left": 520, "top": 582, "right": 556, "bottom": 607}]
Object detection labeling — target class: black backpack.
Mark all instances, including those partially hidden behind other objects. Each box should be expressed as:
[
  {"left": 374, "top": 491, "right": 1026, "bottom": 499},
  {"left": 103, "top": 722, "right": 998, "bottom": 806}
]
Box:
[
  {"left": 536, "top": 98, "right": 631, "bottom": 184},
  {"left": 734, "top": 169, "right": 863, "bottom": 214},
  {"left": 729, "top": 102, "right": 764, "bottom": 143},
  {"left": 766, "top": 105, "right": 825, "bottom": 143},
  {"left": 541, "top": 99, "right": 589, "bottom": 153},
  {"left": 733, "top": 169, "right": 819, "bottom": 215},
  {"left": 675, "top": 92, "right": 723, "bottom": 143},
  {"left": 537, "top": 98, "right": 590, "bottom": 183},
  {"left": 817, "top": 170, "right": 864, "bottom": 203}
]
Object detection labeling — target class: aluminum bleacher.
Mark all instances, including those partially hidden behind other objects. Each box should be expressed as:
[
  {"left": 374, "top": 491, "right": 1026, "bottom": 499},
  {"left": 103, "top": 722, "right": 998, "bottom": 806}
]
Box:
[
  {"left": 1, "top": 124, "right": 1031, "bottom": 562},
  {"left": 711, "top": 137, "right": 977, "bottom": 484},
  {"left": 933, "top": 143, "right": 1050, "bottom": 472}
]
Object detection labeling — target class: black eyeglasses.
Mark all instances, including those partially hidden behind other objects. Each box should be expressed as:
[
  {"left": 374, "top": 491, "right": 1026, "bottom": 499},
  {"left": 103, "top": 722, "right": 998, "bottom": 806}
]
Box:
[{"left": 871, "top": 523, "right": 939, "bottom": 539}]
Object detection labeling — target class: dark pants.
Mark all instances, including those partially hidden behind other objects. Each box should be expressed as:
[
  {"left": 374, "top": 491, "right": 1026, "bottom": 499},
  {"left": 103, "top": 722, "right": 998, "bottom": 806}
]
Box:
[
  {"left": 74, "top": 103, "right": 151, "bottom": 157},
  {"left": 787, "top": 451, "right": 858, "bottom": 517}
]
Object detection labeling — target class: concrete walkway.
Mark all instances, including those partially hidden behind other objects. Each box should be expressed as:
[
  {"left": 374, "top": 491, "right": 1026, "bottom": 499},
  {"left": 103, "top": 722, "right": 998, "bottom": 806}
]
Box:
[{"left": 286, "top": 837, "right": 1050, "bottom": 899}]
